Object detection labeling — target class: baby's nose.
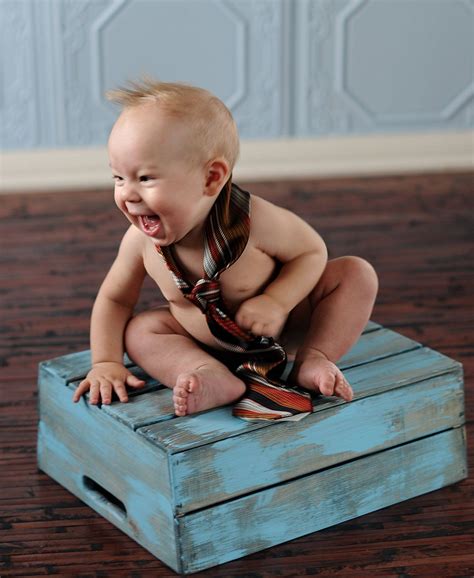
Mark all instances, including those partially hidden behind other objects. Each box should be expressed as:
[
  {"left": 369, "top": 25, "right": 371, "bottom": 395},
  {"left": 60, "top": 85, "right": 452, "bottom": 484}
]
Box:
[{"left": 121, "top": 181, "right": 141, "bottom": 202}]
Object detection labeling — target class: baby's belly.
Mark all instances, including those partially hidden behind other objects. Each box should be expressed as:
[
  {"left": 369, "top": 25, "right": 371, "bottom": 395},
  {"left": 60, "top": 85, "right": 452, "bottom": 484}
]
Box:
[
  {"left": 170, "top": 301, "right": 229, "bottom": 350},
  {"left": 153, "top": 244, "right": 278, "bottom": 350}
]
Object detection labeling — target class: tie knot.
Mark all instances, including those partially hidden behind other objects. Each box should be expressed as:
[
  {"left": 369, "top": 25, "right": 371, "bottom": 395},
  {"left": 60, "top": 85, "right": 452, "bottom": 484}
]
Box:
[{"left": 187, "top": 278, "right": 221, "bottom": 312}]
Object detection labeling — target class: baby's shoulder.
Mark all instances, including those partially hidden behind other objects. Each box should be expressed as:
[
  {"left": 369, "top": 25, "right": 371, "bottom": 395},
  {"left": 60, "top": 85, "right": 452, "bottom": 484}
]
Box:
[
  {"left": 117, "top": 224, "right": 147, "bottom": 262},
  {"left": 249, "top": 193, "right": 297, "bottom": 233},
  {"left": 250, "top": 193, "right": 287, "bottom": 221},
  {"left": 248, "top": 192, "right": 322, "bottom": 256}
]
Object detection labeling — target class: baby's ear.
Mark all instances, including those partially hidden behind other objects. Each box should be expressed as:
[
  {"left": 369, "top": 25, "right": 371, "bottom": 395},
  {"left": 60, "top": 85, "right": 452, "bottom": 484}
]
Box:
[{"left": 204, "top": 158, "right": 230, "bottom": 196}]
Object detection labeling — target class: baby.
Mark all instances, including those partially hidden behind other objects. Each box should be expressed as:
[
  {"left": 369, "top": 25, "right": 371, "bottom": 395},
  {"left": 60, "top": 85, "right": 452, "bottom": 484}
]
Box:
[{"left": 73, "top": 80, "right": 378, "bottom": 418}]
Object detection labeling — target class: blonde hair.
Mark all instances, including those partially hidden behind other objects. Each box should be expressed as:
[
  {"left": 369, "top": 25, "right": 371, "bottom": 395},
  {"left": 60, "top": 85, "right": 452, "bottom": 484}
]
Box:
[{"left": 106, "top": 78, "right": 240, "bottom": 171}]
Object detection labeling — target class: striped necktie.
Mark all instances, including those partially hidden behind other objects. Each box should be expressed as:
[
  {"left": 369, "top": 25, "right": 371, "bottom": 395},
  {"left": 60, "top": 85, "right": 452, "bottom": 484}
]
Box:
[{"left": 158, "top": 179, "right": 313, "bottom": 421}]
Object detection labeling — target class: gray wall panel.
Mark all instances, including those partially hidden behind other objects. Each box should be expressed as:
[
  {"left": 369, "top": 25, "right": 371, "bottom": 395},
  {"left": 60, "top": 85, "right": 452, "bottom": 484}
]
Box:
[
  {"left": 295, "top": 0, "right": 474, "bottom": 135},
  {"left": 1, "top": 0, "right": 39, "bottom": 147},
  {"left": 1, "top": 0, "right": 473, "bottom": 150}
]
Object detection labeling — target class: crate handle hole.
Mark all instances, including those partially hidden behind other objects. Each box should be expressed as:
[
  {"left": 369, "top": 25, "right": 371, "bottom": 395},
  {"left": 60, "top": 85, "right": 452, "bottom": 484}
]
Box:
[{"left": 82, "top": 476, "right": 127, "bottom": 519}]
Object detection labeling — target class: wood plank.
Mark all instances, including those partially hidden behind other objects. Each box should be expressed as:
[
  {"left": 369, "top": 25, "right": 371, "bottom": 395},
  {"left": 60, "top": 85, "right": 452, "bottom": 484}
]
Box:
[
  {"left": 178, "top": 427, "right": 467, "bottom": 574},
  {"left": 40, "top": 352, "right": 134, "bottom": 384},
  {"left": 337, "top": 327, "right": 421, "bottom": 368},
  {"left": 97, "top": 326, "right": 420, "bottom": 435},
  {"left": 100, "top": 387, "right": 176, "bottom": 429},
  {"left": 36, "top": 370, "right": 180, "bottom": 573},
  {"left": 138, "top": 345, "right": 460, "bottom": 452},
  {"left": 171, "top": 371, "right": 465, "bottom": 513},
  {"left": 67, "top": 370, "right": 163, "bottom": 404}
]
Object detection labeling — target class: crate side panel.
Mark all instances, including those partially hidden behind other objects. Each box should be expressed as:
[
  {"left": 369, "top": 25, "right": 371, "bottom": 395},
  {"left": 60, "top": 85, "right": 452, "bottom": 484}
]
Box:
[
  {"left": 37, "top": 373, "right": 180, "bottom": 572},
  {"left": 172, "top": 370, "right": 464, "bottom": 513},
  {"left": 179, "top": 427, "right": 467, "bottom": 574}
]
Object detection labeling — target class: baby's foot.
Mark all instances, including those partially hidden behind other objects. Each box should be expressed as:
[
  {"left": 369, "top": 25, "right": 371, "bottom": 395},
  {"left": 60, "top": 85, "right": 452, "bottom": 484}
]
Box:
[
  {"left": 291, "top": 352, "right": 353, "bottom": 401},
  {"left": 173, "top": 364, "right": 246, "bottom": 417}
]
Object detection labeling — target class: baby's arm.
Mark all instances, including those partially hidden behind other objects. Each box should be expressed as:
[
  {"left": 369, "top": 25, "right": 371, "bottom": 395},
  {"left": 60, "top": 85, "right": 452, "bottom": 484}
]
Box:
[
  {"left": 235, "top": 195, "right": 327, "bottom": 337},
  {"left": 73, "top": 226, "right": 147, "bottom": 404}
]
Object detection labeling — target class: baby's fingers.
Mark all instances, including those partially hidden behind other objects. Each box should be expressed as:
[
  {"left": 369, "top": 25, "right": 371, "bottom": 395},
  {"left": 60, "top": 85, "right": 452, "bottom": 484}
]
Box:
[
  {"left": 250, "top": 322, "right": 264, "bottom": 337},
  {"left": 99, "top": 381, "right": 113, "bottom": 405},
  {"left": 126, "top": 374, "right": 146, "bottom": 389},
  {"left": 89, "top": 379, "right": 103, "bottom": 405},
  {"left": 73, "top": 379, "right": 91, "bottom": 402},
  {"left": 112, "top": 380, "right": 129, "bottom": 403},
  {"left": 235, "top": 311, "right": 250, "bottom": 331}
]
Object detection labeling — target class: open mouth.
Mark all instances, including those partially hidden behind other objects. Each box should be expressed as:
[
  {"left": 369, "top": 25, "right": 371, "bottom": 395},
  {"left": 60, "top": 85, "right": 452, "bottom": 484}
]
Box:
[{"left": 139, "top": 214, "right": 162, "bottom": 237}]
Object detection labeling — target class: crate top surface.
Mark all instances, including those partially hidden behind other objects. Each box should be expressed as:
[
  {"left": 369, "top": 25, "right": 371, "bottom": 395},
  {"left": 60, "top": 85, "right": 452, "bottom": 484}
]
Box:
[{"left": 39, "top": 322, "right": 462, "bottom": 455}]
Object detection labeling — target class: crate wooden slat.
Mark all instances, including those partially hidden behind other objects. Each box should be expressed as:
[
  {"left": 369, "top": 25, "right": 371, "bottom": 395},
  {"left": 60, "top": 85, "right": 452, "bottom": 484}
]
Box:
[
  {"left": 178, "top": 428, "right": 466, "bottom": 574},
  {"left": 37, "top": 376, "right": 179, "bottom": 570},
  {"left": 37, "top": 323, "right": 467, "bottom": 574}
]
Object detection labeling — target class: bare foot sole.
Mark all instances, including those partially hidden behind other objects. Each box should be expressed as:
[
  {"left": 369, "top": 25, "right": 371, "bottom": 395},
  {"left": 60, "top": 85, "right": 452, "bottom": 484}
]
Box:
[
  {"left": 291, "top": 355, "right": 354, "bottom": 401},
  {"left": 173, "top": 364, "right": 246, "bottom": 417}
]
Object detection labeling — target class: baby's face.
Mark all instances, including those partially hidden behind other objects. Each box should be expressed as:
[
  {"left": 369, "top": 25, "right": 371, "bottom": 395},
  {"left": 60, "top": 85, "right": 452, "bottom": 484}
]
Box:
[{"left": 108, "top": 103, "right": 214, "bottom": 247}]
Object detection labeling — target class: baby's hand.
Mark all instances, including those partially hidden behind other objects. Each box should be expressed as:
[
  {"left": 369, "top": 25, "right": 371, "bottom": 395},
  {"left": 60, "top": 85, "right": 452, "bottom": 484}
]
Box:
[
  {"left": 72, "top": 361, "right": 145, "bottom": 405},
  {"left": 235, "top": 294, "right": 288, "bottom": 338}
]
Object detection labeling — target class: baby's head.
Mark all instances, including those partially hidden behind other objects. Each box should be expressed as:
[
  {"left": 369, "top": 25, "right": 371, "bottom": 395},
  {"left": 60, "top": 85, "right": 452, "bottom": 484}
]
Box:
[
  {"left": 107, "top": 79, "right": 239, "bottom": 175},
  {"left": 106, "top": 79, "right": 240, "bottom": 246}
]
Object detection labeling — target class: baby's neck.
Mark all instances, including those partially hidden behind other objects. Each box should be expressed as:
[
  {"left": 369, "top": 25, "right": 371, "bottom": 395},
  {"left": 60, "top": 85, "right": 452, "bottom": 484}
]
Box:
[{"left": 174, "top": 221, "right": 206, "bottom": 251}]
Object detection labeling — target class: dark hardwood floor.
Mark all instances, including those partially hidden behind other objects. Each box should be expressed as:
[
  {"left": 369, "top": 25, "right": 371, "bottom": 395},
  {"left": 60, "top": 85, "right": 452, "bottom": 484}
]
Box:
[{"left": 1, "top": 171, "right": 473, "bottom": 577}]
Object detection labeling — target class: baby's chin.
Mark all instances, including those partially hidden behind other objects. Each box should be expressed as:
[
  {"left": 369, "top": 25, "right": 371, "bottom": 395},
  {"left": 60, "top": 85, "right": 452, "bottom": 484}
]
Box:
[{"left": 139, "top": 226, "right": 174, "bottom": 247}]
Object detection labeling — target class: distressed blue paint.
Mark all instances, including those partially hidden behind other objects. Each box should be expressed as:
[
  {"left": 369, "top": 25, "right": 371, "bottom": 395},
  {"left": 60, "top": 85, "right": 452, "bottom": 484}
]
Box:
[
  {"left": 140, "top": 344, "right": 461, "bottom": 454},
  {"left": 38, "top": 379, "right": 172, "bottom": 494},
  {"left": 338, "top": 327, "right": 421, "bottom": 368},
  {"left": 38, "top": 420, "right": 178, "bottom": 569},
  {"left": 37, "top": 322, "right": 467, "bottom": 575},
  {"left": 38, "top": 420, "right": 83, "bottom": 486},
  {"left": 123, "top": 474, "right": 175, "bottom": 547},
  {"left": 139, "top": 404, "right": 256, "bottom": 451},
  {"left": 342, "top": 346, "right": 461, "bottom": 398},
  {"left": 179, "top": 428, "right": 467, "bottom": 573},
  {"left": 171, "top": 372, "right": 464, "bottom": 513},
  {"left": 101, "top": 387, "right": 175, "bottom": 429},
  {"left": 37, "top": 368, "right": 179, "bottom": 570},
  {"left": 40, "top": 350, "right": 134, "bottom": 384}
]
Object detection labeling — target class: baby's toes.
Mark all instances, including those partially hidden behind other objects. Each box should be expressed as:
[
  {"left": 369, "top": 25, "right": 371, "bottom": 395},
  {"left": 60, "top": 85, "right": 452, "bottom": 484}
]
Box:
[
  {"left": 173, "top": 384, "right": 189, "bottom": 416},
  {"left": 174, "top": 399, "right": 187, "bottom": 416},
  {"left": 334, "top": 375, "right": 353, "bottom": 401},
  {"left": 317, "top": 373, "right": 337, "bottom": 397}
]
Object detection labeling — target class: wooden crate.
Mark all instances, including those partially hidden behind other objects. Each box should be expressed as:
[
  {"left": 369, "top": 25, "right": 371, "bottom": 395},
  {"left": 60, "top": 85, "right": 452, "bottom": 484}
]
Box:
[{"left": 37, "top": 322, "right": 467, "bottom": 574}]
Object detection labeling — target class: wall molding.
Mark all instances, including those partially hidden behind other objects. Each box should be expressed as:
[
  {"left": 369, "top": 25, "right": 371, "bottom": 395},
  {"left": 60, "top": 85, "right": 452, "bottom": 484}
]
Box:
[{"left": 1, "top": 130, "right": 472, "bottom": 194}]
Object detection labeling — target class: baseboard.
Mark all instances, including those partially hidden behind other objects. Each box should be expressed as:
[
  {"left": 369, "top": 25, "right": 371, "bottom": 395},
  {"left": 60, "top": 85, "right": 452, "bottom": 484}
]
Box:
[{"left": 1, "top": 130, "right": 472, "bottom": 194}]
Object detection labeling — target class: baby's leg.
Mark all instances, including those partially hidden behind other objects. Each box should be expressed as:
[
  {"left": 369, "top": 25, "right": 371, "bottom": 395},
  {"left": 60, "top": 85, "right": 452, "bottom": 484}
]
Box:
[
  {"left": 125, "top": 307, "right": 245, "bottom": 416},
  {"left": 288, "top": 256, "right": 378, "bottom": 400}
]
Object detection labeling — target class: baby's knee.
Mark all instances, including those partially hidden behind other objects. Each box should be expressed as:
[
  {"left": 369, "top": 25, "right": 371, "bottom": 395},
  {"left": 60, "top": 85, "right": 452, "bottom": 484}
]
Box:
[
  {"left": 341, "top": 256, "right": 378, "bottom": 296},
  {"left": 124, "top": 308, "right": 174, "bottom": 356}
]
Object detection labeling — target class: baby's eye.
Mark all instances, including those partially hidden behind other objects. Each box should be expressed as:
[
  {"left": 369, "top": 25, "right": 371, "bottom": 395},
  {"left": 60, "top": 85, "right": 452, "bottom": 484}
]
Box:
[
  {"left": 112, "top": 175, "right": 123, "bottom": 182},
  {"left": 139, "top": 175, "right": 153, "bottom": 183}
]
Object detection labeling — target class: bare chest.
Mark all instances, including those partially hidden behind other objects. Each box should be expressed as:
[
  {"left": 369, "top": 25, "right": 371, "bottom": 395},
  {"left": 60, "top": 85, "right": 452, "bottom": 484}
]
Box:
[{"left": 143, "top": 240, "right": 277, "bottom": 312}]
